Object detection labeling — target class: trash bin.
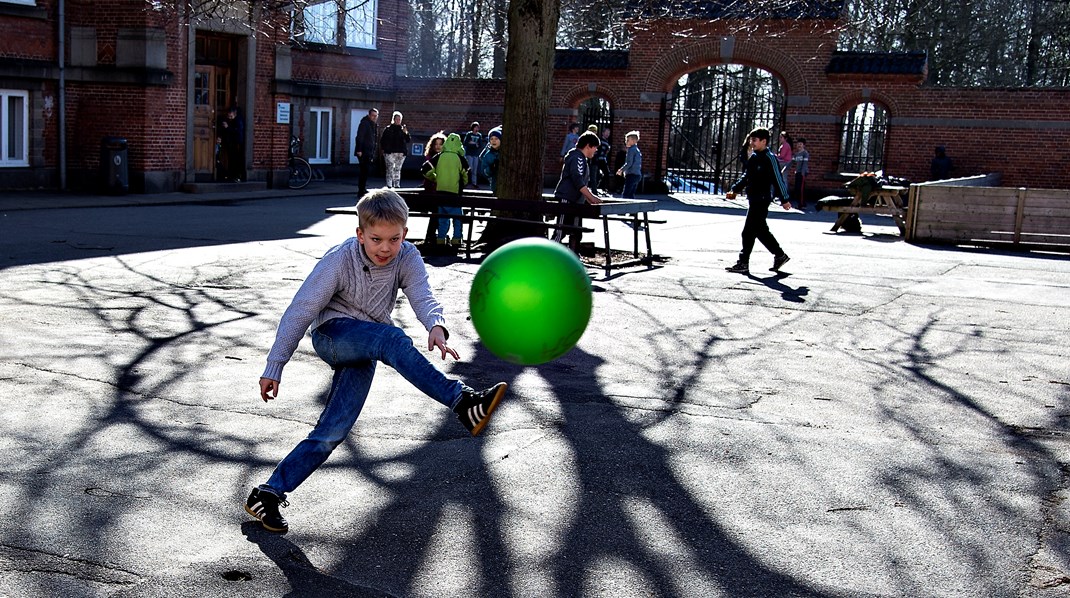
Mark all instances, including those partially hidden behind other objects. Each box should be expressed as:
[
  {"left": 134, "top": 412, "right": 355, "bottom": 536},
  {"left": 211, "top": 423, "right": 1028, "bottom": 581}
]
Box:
[{"left": 100, "top": 137, "right": 129, "bottom": 194}]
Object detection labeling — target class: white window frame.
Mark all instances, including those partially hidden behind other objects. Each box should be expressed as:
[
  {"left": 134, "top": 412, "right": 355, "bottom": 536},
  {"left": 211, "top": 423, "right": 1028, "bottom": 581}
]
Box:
[
  {"left": 308, "top": 107, "right": 333, "bottom": 164},
  {"left": 303, "top": 1, "right": 338, "bottom": 45},
  {"left": 301, "top": 0, "right": 377, "bottom": 50},
  {"left": 343, "top": 0, "right": 377, "bottom": 50},
  {"left": 0, "top": 1, "right": 37, "bottom": 6},
  {"left": 1, "top": 89, "right": 29, "bottom": 168}
]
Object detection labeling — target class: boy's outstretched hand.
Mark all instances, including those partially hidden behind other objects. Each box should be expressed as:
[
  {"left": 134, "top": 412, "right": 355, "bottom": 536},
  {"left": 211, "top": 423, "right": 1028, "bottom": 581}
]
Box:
[
  {"left": 260, "top": 377, "right": 279, "bottom": 402},
  {"left": 428, "top": 325, "right": 459, "bottom": 361}
]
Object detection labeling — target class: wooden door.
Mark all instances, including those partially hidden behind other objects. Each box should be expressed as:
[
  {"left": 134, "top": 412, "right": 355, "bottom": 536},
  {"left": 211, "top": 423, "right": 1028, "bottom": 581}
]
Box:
[{"left": 192, "top": 65, "right": 233, "bottom": 175}]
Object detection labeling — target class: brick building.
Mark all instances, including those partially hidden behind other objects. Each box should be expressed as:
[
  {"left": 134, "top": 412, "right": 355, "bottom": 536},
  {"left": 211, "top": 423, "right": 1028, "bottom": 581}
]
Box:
[{"left": 1, "top": 0, "right": 1067, "bottom": 194}]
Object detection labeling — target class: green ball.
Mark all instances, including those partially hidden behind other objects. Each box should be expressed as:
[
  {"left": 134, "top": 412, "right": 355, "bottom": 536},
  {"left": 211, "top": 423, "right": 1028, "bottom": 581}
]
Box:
[{"left": 469, "top": 238, "right": 593, "bottom": 365}]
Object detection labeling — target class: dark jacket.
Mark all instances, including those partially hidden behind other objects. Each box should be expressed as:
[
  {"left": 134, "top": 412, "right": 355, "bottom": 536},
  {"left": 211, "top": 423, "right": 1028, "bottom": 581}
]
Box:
[
  {"left": 462, "top": 131, "right": 485, "bottom": 157},
  {"left": 355, "top": 115, "right": 378, "bottom": 157},
  {"left": 730, "top": 148, "right": 789, "bottom": 201},
  {"left": 554, "top": 147, "right": 590, "bottom": 203},
  {"left": 380, "top": 124, "right": 409, "bottom": 155}
]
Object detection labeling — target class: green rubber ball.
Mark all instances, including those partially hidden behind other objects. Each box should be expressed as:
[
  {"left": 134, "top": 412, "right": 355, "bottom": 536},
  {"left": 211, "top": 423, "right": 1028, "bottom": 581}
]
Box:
[{"left": 469, "top": 237, "right": 593, "bottom": 365}]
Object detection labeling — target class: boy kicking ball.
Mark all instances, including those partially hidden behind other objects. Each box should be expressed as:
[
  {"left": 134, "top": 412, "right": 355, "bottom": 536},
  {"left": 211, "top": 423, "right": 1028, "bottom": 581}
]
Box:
[{"left": 245, "top": 189, "right": 507, "bottom": 533}]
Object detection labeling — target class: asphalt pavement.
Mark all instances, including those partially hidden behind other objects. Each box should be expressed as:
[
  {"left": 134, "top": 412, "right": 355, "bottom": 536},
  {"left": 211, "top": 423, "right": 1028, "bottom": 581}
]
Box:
[{"left": 1, "top": 178, "right": 1069, "bottom": 597}]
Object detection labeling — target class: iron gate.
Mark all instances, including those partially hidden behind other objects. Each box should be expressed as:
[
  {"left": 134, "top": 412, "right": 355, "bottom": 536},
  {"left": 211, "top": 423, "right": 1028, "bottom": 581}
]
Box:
[
  {"left": 666, "top": 65, "right": 786, "bottom": 194},
  {"left": 838, "top": 102, "right": 888, "bottom": 173}
]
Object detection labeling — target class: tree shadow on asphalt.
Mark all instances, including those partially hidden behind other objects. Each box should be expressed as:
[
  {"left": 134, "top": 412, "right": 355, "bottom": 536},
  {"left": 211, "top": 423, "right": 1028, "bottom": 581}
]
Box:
[
  {"left": 822, "top": 310, "right": 1070, "bottom": 593},
  {"left": 241, "top": 522, "right": 389, "bottom": 597},
  {"left": 246, "top": 337, "right": 829, "bottom": 597},
  {"left": 8, "top": 231, "right": 1067, "bottom": 596},
  {"left": 1, "top": 252, "right": 833, "bottom": 596}
]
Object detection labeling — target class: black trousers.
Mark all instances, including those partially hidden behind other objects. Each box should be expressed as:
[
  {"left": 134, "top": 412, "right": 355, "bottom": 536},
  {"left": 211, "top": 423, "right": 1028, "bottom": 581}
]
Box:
[
  {"left": 740, "top": 198, "right": 784, "bottom": 261},
  {"left": 358, "top": 156, "right": 371, "bottom": 194}
]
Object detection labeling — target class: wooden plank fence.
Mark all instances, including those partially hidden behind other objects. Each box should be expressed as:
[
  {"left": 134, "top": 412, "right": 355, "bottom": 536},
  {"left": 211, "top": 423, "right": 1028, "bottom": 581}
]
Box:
[{"left": 906, "top": 174, "right": 1070, "bottom": 252}]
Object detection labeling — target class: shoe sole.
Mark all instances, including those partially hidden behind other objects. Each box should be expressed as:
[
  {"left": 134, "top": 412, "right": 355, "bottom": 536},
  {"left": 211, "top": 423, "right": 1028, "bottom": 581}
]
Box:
[
  {"left": 469, "top": 383, "right": 507, "bottom": 437},
  {"left": 244, "top": 503, "right": 288, "bottom": 533}
]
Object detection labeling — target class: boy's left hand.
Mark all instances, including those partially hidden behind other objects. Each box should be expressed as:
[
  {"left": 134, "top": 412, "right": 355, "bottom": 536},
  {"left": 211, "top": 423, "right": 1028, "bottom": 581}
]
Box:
[
  {"left": 781, "top": 201, "right": 793, "bottom": 210},
  {"left": 428, "top": 326, "right": 459, "bottom": 360}
]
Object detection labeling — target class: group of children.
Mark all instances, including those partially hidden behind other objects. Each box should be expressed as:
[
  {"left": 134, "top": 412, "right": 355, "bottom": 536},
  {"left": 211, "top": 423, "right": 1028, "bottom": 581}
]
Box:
[
  {"left": 418, "top": 121, "right": 642, "bottom": 247},
  {"left": 419, "top": 123, "right": 503, "bottom": 246}
]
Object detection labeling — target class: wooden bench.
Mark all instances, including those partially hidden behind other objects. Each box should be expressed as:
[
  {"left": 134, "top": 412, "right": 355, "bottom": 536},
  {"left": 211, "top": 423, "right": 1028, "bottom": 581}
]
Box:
[
  {"left": 327, "top": 188, "right": 664, "bottom": 276},
  {"left": 831, "top": 186, "right": 908, "bottom": 235}
]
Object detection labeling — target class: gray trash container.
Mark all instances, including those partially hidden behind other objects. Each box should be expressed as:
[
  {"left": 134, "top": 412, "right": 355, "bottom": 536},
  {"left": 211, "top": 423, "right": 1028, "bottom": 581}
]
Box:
[{"left": 101, "top": 137, "right": 129, "bottom": 194}]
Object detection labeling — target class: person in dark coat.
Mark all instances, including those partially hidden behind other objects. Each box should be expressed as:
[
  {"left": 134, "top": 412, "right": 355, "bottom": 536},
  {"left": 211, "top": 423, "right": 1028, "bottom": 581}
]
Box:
[{"left": 354, "top": 108, "right": 379, "bottom": 195}]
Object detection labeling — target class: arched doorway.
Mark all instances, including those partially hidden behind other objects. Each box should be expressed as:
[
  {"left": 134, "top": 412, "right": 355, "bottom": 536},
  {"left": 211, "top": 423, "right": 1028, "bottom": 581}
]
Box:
[{"left": 666, "top": 64, "right": 786, "bottom": 194}]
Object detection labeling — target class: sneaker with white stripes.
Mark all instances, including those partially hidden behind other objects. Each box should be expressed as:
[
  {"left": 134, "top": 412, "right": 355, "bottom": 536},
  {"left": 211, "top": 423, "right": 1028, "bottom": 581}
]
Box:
[
  {"left": 245, "top": 487, "right": 289, "bottom": 533},
  {"left": 455, "top": 382, "right": 507, "bottom": 437}
]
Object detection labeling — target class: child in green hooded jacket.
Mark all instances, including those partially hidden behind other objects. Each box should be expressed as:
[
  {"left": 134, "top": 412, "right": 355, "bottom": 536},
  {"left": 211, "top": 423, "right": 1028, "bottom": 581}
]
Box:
[{"left": 421, "top": 133, "right": 469, "bottom": 246}]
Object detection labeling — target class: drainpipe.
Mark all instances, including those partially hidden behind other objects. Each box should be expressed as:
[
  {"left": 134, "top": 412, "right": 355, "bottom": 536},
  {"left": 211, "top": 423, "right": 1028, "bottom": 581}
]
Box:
[{"left": 58, "top": 0, "right": 66, "bottom": 189}]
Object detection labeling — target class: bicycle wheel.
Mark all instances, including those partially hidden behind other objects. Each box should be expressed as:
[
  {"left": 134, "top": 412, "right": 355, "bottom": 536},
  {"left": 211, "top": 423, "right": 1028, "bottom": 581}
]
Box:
[{"left": 288, "top": 157, "right": 312, "bottom": 189}]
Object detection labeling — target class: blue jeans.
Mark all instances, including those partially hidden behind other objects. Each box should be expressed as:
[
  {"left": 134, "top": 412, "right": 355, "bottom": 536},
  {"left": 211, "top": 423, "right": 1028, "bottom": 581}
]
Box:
[
  {"left": 623, "top": 173, "right": 641, "bottom": 199},
  {"left": 437, "top": 206, "right": 463, "bottom": 240},
  {"left": 262, "top": 318, "right": 465, "bottom": 497},
  {"left": 466, "top": 155, "right": 480, "bottom": 185}
]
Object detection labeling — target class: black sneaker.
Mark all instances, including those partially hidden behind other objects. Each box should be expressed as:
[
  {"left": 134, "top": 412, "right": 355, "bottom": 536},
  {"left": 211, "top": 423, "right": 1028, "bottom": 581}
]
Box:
[
  {"left": 245, "top": 488, "right": 289, "bottom": 533},
  {"left": 770, "top": 254, "right": 791, "bottom": 272},
  {"left": 725, "top": 261, "right": 749, "bottom": 274},
  {"left": 455, "top": 382, "right": 507, "bottom": 437}
]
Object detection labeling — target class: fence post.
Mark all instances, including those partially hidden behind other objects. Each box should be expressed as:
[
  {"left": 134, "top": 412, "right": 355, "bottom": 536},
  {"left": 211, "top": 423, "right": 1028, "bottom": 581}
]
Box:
[{"left": 1013, "top": 187, "right": 1027, "bottom": 245}]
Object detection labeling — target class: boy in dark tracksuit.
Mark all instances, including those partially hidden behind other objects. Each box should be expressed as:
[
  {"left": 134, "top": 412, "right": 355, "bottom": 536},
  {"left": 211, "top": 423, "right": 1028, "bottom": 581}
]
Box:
[{"left": 725, "top": 127, "right": 792, "bottom": 274}]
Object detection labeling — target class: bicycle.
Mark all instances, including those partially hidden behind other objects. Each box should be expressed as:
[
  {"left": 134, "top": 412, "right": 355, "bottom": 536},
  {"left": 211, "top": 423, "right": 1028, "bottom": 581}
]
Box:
[{"left": 287, "top": 135, "right": 313, "bottom": 189}]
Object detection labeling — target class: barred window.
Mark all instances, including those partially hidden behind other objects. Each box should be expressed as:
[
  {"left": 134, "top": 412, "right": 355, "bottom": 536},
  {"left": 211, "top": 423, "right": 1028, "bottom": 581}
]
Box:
[{"left": 838, "top": 102, "right": 888, "bottom": 173}]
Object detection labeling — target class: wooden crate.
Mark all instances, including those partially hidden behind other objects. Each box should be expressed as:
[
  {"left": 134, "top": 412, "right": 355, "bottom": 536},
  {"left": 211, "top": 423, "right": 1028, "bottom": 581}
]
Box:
[{"left": 906, "top": 177, "right": 1070, "bottom": 252}]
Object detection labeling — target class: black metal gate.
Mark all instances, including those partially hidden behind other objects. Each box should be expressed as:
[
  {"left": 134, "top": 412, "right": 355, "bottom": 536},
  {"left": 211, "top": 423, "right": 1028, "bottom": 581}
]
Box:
[
  {"left": 837, "top": 102, "right": 888, "bottom": 173},
  {"left": 579, "top": 96, "right": 612, "bottom": 133},
  {"left": 666, "top": 65, "right": 786, "bottom": 194}
]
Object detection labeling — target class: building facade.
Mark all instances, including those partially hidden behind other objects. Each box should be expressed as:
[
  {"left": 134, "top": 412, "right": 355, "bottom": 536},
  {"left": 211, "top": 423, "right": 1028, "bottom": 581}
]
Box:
[{"left": 1, "top": 0, "right": 1067, "bottom": 194}]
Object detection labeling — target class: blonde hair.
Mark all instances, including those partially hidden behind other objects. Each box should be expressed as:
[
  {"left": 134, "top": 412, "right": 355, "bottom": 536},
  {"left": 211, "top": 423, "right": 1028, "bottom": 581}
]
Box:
[
  {"left": 357, "top": 189, "right": 408, "bottom": 228},
  {"left": 626, "top": 130, "right": 640, "bottom": 141}
]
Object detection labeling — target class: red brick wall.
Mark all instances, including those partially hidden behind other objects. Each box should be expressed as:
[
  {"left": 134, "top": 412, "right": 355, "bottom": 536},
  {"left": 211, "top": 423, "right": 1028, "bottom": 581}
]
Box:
[
  {"left": 396, "top": 17, "right": 1070, "bottom": 190},
  {"left": 0, "top": 0, "right": 54, "bottom": 60}
]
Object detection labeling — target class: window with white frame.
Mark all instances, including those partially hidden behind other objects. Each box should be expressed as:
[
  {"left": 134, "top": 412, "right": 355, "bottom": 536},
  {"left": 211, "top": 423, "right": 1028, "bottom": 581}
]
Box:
[
  {"left": 301, "top": 0, "right": 377, "bottom": 50},
  {"left": 308, "top": 107, "right": 332, "bottom": 164},
  {"left": 343, "top": 0, "right": 376, "bottom": 49},
  {"left": 0, "top": 1, "right": 37, "bottom": 6},
  {"left": 1, "top": 90, "right": 28, "bottom": 167},
  {"left": 303, "top": 1, "right": 338, "bottom": 45}
]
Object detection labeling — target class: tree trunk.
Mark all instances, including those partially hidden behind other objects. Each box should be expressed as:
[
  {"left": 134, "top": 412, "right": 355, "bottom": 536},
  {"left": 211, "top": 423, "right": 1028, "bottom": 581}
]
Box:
[
  {"left": 491, "top": 0, "right": 507, "bottom": 78},
  {"left": 479, "top": 0, "right": 560, "bottom": 247}
]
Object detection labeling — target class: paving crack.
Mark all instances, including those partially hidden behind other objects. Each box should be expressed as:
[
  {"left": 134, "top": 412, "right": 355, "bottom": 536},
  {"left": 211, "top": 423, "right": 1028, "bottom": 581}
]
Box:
[{"left": 0, "top": 543, "right": 141, "bottom": 585}]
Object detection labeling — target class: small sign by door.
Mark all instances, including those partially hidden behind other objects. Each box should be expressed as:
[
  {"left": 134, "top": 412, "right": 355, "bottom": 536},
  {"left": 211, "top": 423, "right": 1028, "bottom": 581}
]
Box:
[{"left": 276, "top": 102, "right": 291, "bottom": 124}]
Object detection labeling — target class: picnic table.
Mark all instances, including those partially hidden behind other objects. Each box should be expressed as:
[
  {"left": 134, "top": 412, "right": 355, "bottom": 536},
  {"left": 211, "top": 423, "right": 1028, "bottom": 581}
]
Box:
[
  {"left": 327, "top": 188, "right": 663, "bottom": 276},
  {"left": 829, "top": 180, "right": 908, "bottom": 235}
]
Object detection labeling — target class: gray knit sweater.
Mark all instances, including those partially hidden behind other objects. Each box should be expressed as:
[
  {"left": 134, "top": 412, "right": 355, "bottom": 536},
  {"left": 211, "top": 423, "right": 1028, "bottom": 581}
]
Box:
[{"left": 261, "top": 238, "right": 447, "bottom": 382}]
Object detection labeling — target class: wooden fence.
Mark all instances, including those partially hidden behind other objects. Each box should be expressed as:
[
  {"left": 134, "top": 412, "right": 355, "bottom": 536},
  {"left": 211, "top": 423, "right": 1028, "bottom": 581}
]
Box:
[{"left": 906, "top": 175, "right": 1070, "bottom": 252}]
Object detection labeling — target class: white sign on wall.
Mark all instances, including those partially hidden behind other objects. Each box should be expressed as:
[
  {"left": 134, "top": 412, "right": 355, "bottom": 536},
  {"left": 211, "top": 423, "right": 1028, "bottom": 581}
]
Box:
[{"left": 276, "top": 102, "right": 291, "bottom": 124}]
